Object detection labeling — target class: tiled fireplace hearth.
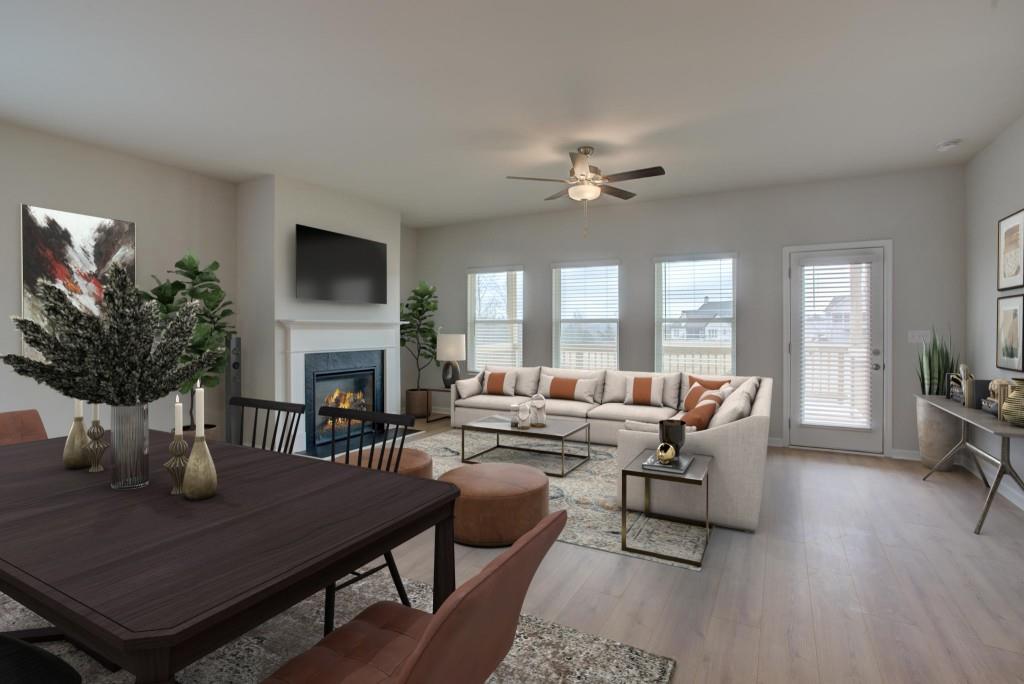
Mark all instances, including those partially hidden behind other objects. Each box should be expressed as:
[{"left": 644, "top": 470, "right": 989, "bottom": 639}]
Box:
[{"left": 277, "top": 319, "right": 401, "bottom": 456}]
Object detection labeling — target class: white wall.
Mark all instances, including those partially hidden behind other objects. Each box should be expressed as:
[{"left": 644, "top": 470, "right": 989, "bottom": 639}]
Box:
[
  {"left": 236, "top": 175, "right": 277, "bottom": 403},
  {"left": 0, "top": 120, "right": 237, "bottom": 436},
  {"left": 965, "top": 111, "right": 1024, "bottom": 505},
  {"left": 412, "top": 166, "right": 966, "bottom": 451}
]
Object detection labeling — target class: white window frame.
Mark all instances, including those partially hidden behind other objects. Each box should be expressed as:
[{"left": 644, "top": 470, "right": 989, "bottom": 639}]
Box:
[
  {"left": 654, "top": 253, "right": 737, "bottom": 375},
  {"left": 552, "top": 260, "right": 620, "bottom": 370},
  {"left": 466, "top": 266, "right": 524, "bottom": 372}
]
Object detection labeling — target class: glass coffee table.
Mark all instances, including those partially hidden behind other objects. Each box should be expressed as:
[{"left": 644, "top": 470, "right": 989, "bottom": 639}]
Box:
[
  {"left": 460, "top": 414, "right": 591, "bottom": 477},
  {"left": 621, "top": 449, "right": 711, "bottom": 567}
]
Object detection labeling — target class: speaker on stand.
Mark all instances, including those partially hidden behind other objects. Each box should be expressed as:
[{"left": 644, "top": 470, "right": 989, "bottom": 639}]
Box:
[{"left": 224, "top": 335, "right": 242, "bottom": 445}]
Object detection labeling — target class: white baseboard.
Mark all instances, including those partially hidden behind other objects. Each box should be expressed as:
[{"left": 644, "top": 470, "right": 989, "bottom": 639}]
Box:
[
  {"left": 768, "top": 437, "right": 784, "bottom": 448},
  {"left": 886, "top": 448, "right": 921, "bottom": 461}
]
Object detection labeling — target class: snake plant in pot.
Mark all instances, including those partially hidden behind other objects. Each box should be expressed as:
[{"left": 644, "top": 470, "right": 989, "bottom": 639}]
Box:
[
  {"left": 400, "top": 282, "right": 439, "bottom": 418},
  {"left": 915, "top": 329, "right": 960, "bottom": 470}
]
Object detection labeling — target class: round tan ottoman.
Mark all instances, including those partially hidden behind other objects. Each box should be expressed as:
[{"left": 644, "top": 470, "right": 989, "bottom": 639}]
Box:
[
  {"left": 337, "top": 446, "right": 434, "bottom": 479},
  {"left": 439, "top": 463, "right": 549, "bottom": 547}
]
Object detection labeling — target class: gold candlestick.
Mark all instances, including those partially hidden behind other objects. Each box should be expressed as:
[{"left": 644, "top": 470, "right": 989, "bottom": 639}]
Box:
[
  {"left": 163, "top": 434, "right": 189, "bottom": 496},
  {"left": 84, "top": 420, "right": 108, "bottom": 472},
  {"left": 183, "top": 436, "right": 217, "bottom": 500}
]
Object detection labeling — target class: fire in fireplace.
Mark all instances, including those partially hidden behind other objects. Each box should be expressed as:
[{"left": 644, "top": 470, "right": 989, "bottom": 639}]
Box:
[
  {"left": 304, "top": 349, "right": 385, "bottom": 457},
  {"left": 314, "top": 371, "right": 374, "bottom": 443}
]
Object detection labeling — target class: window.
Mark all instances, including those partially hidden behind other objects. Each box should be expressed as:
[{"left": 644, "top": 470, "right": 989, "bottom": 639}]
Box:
[
  {"left": 553, "top": 263, "right": 619, "bottom": 370},
  {"left": 655, "top": 256, "right": 735, "bottom": 374},
  {"left": 467, "top": 269, "right": 523, "bottom": 370}
]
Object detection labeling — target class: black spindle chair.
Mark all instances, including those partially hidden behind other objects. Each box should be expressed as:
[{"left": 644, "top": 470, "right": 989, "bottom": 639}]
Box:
[
  {"left": 318, "top": 406, "right": 416, "bottom": 635},
  {"left": 228, "top": 396, "right": 305, "bottom": 454}
]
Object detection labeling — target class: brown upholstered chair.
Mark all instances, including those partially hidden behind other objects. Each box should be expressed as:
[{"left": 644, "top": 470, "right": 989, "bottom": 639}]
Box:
[
  {"left": 263, "top": 510, "right": 567, "bottom": 684},
  {"left": 0, "top": 410, "right": 47, "bottom": 447}
]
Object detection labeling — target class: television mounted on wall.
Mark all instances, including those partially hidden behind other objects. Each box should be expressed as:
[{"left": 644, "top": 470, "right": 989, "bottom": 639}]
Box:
[{"left": 295, "top": 224, "right": 387, "bottom": 304}]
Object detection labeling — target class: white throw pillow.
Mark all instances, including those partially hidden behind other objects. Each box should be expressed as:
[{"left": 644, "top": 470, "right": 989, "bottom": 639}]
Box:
[
  {"left": 605, "top": 370, "right": 681, "bottom": 408},
  {"left": 538, "top": 374, "right": 599, "bottom": 403},
  {"left": 482, "top": 369, "right": 517, "bottom": 396},
  {"left": 539, "top": 367, "right": 606, "bottom": 403},
  {"left": 623, "top": 419, "right": 660, "bottom": 433},
  {"left": 624, "top": 375, "right": 665, "bottom": 407},
  {"left": 485, "top": 365, "right": 540, "bottom": 396},
  {"left": 709, "top": 377, "right": 759, "bottom": 428},
  {"left": 454, "top": 374, "right": 482, "bottom": 399}
]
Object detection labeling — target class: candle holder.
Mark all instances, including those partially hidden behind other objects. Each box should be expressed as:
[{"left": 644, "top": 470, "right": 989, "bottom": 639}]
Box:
[
  {"left": 183, "top": 436, "right": 217, "bottom": 500},
  {"left": 84, "top": 420, "right": 109, "bottom": 473},
  {"left": 163, "top": 434, "right": 189, "bottom": 495},
  {"left": 63, "top": 416, "right": 90, "bottom": 470}
]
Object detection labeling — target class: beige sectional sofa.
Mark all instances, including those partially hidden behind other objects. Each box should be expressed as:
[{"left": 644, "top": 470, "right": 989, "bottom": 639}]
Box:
[{"left": 450, "top": 365, "right": 773, "bottom": 531}]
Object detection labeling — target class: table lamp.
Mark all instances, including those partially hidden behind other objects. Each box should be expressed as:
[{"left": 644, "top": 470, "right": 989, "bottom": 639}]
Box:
[{"left": 437, "top": 333, "right": 466, "bottom": 388}]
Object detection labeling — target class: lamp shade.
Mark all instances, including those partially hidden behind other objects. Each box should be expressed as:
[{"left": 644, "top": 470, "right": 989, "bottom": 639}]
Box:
[{"left": 436, "top": 333, "right": 466, "bottom": 362}]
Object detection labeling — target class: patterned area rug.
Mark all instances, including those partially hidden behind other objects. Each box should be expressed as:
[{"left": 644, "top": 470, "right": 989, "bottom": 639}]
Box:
[
  {"left": 417, "top": 428, "right": 708, "bottom": 567},
  {"left": 0, "top": 572, "right": 675, "bottom": 683}
]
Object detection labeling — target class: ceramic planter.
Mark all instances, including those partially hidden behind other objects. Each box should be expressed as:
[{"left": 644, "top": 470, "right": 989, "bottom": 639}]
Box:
[
  {"left": 406, "top": 389, "right": 431, "bottom": 418},
  {"left": 916, "top": 396, "right": 959, "bottom": 471}
]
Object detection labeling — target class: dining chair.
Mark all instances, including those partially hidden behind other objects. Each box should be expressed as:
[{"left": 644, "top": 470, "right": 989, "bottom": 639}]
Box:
[
  {"left": 318, "top": 406, "right": 415, "bottom": 634},
  {"left": 0, "top": 409, "right": 47, "bottom": 447},
  {"left": 0, "top": 635, "right": 81, "bottom": 684},
  {"left": 263, "top": 510, "right": 567, "bottom": 684},
  {"left": 228, "top": 396, "right": 305, "bottom": 453}
]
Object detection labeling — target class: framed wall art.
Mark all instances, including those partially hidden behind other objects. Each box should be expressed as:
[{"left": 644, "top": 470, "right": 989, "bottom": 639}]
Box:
[
  {"left": 997, "top": 208, "right": 1024, "bottom": 290},
  {"left": 997, "top": 294, "right": 1024, "bottom": 371}
]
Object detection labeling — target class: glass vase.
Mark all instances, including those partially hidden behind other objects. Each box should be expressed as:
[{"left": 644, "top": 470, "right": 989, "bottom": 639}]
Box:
[{"left": 110, "top": 404, "right": 150, "bottom": 490}]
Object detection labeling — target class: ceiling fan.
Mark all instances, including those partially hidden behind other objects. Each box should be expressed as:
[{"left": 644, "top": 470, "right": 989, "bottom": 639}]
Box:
[{"left": 506, "top": 146, "right": 665, "bottom": 202}]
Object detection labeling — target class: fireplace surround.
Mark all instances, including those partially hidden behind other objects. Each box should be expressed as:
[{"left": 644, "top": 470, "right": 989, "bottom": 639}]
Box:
[{"left": 304, "top": 349, "right": 384, "bottom": 456}]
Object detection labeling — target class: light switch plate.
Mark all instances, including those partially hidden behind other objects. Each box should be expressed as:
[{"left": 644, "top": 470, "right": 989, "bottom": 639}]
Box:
[{"left": 908, "top": 330, "right": 931, "bottom": 344}]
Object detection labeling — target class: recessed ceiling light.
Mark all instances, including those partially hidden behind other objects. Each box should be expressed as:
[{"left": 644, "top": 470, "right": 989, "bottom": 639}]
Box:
[{"left": 936, "top": 138, "right": 962, "bottom": 152}]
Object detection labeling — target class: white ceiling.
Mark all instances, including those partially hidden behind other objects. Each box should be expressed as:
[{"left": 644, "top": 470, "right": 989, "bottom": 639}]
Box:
[{"left": 2, "top": 1, "right": 1023, "bottom": 228}]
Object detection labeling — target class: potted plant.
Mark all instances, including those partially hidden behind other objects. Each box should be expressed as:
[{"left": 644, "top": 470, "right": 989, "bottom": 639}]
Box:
[
  {"left": 3, "top": 265, "right": 217, "bottom": 488},
  {"left": 145, "top": 254, "right": 235, "bottom": 429},
  {"left": 915, "top": 329, "right": 960, "bottom": 470},
  {"left": 400, "top": 281, "right": 438, "bottom": 418}
]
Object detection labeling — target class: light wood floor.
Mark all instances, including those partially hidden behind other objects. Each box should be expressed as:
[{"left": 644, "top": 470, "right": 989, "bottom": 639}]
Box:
[{"left": 397, "top": 419, "right": 1024, "bottom": 684}]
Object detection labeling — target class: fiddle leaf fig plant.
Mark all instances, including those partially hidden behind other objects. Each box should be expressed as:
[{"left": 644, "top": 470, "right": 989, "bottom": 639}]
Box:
[{"left": 400, "top": 281, "right": 439, "bottom": 390}]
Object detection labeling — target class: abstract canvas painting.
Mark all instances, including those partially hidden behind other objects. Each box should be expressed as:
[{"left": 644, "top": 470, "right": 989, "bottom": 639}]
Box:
[
  {"left": 998, "top": 208, "right": 1024, "bottom": 290},
  {"left": 21, "top": 204, "right": 135, "bottom": 353},
  {"left": 997, "top": 294, "right": 1024, "bottom": 371}
]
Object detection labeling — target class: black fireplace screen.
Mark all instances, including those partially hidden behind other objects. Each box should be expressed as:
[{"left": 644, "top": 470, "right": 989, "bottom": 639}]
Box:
[{"left": 303, "top": 350, "right": 385, "bottom": 456}]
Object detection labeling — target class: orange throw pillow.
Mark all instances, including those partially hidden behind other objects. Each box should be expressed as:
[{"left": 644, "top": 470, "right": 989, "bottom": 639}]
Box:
[
  {"left": 549, "top": 377, "right": 578, "bottom": 400},
  {"left": 689, "top": 376, "right": 731, "bottom": 390},
  {"left": 485, "top": 371, "right": 507, "bottom": 395},
  {"left": 682, "top": 401, "right": 719, "bottom": 430},
  {"left": 683, "top": 383, "right": 728, "bottom": 411}
]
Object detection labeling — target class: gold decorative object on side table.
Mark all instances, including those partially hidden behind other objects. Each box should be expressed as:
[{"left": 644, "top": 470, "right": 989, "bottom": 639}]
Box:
[
  {"left": 84, "top": 420, "right": 108, "bottom": 473},
  {"left": 1001, "top": 378, "right": 1024, "bottom": 427},
  {"left": 163, "top": 435, "right": 189, "bottom": 495},
  {"left": 183, "top": 436, "right": 217, "bottom": 500},
  {"left": 655, "top": 442, "right": 677, "bottom": 464}
]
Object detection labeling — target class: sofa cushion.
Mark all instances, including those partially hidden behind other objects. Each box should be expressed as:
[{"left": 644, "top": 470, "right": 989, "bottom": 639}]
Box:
[
  {"left": 455, "top": 373, "right": 482, "bottom": 399},
  {"left": 538, "top": 374, "right": 599, "bottom": 403},
  {"left": 455, "top": 394, "right": 528, "bottom": 411},
  {"left": 587, "top": 402, "right": 677, "bottom": 423},
  {"left": 623, "top": 419, "right": 660, "bottom": 433},
  {"left": 604, "top": 370, "right": 682, "bottom": 408},
  {"left": 540, "top": 367, "right": 606, "bottom": 403},
  {"left": 709, "top": 377, "right": 760, "bottom": 428},
  {"left": 625, "top": 375, "right": 664, "bottom": 407},
  {"left": 487, "top": 365, "right": 541, "bottom": 396},
  {"left": 541, "top": 398, "right": 596, "bottom": 419},
  {"left": 483, "top": 370, "right": 516, "bottom": 396}
]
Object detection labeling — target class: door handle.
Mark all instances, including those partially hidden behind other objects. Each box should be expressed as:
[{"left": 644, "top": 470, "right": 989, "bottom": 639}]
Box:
[{"left": 872, "top": 363, "right": 882, "bottom": 371}]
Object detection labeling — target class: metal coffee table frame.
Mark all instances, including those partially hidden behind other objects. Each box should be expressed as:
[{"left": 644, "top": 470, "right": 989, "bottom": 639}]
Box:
[
  {"left": 460, "top": 416, "right": 591, "bottom": 477},
  {"left": 621, "top": 451, "right": 711, "bottom": 568}
]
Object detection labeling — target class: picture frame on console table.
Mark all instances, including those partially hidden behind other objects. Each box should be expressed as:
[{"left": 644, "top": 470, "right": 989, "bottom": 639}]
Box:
[
  {"left": 997, "top": 294, "right": 1024, "bottom": 371},
  {"left": 997, "top": 208, "right": 1024, "bottom": 290}
]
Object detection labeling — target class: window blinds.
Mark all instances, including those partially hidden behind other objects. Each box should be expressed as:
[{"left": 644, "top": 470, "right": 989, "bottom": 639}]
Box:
[
  {"left": 553, "top": 264, "right": 619, "bottom": 370},
  {"left": 467, "top": 270, "right": 523, "bottom": 370},
  {"left": 655, "top": 257, "right": 735, "bottom": 374}
]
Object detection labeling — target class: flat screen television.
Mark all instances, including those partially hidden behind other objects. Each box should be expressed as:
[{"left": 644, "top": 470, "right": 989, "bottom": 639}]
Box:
[{"left": 295, "top": 224, "right": 387, "bottom": 304}]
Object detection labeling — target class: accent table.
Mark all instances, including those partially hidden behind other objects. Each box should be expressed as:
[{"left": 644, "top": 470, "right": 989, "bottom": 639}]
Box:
[
  {"left": 621, "top": 451, "right": 711, "bottom": 568},
  {"left": 460, "top": 414, "right": 591, "bottom": 477},
  {"left": 918, "top": 394, "right": 1024, "bottom": 534}
]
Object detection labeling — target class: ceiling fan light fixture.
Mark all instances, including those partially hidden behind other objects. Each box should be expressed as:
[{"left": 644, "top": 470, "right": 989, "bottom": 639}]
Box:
[{"left": 568, "top": 182, "right": 601, "bottom": 201}]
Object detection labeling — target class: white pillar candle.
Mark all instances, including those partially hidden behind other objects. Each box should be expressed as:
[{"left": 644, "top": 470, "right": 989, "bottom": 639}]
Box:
[
  {"left": 91, "top": 402, "right": 99, "bottom": 422},
  {"left": 74, "top": 399, "right": 83, "bottom": 419},
  {"left": 195, "top": 381, "right": 205, "bottom": 438},
  {"left": 174, "top": 394, "right": 183, "bottom": 436}
]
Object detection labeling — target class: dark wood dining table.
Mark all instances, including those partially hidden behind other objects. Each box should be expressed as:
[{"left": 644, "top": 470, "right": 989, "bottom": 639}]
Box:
[{"left": 0, "top": 430, "right": 458, "bottom": 683}]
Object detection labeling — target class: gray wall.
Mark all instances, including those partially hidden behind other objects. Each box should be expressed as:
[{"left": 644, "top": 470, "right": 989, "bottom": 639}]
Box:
[
  {"left": 411, "top": 166, "right": 967, "bottom": 451},
  {"left": 0, "top": 120, "right": 237, "bottom": 436},
  {"left": 965, "top": 111, "right": 1024, "bottom": 504}
]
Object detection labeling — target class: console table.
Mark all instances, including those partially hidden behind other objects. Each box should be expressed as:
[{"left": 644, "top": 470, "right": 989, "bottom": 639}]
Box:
[{"left": 918, "top": 395, "right": 1024, "bottom": 534}]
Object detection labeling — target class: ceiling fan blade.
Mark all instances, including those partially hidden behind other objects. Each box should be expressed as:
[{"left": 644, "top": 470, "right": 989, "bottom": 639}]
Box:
[
  {"left": 601, "top": 185, "right": 636, "bottom": 200},
  {"left": 570, "top": 152, "right": 590, "bottom": 178},
  {"left": 601, "top": 166, "right": 665, "bottom": 183},
  {"left": 506, "top": 175, "right": 569, "bottom": 183},
  {"left": 544, "top": 188, "right": 569, "bottom": 201}
]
